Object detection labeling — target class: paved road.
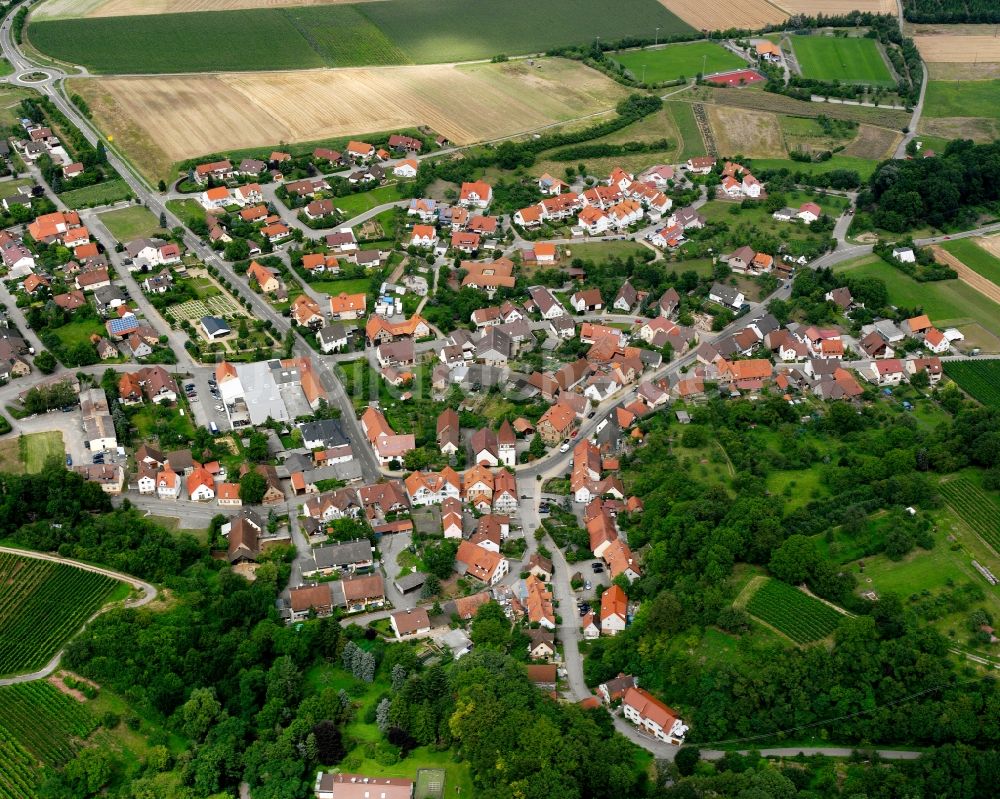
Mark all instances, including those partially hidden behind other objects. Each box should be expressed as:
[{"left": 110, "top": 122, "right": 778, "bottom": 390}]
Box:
[
  {"left": 702, "top": 747, "right": 922, "bottom": 760},
  {"left": 0, "top": 545, "right": 157, "bottom": 686},
  {"left": 894, "top": 0, "right": 928, "bottom": 159}
]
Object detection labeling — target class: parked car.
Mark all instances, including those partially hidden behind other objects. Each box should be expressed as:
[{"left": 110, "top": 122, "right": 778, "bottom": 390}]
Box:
[
  {"left": 559, "top": 440, "right": 570, "bottom": 453},
  {"left": 65, "top": 454, "right": 72, "bottom": 466},
  {"left": 585, "top": 580, "right": 592, "bottom": 590}
]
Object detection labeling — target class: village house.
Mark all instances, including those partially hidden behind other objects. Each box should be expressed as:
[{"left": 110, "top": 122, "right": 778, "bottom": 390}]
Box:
[
  {"left": 622, "top": 686, "right": 688, "bottom": 745},
  {"left": 600, "top": 584, "right": 628, "bottom": 635}
]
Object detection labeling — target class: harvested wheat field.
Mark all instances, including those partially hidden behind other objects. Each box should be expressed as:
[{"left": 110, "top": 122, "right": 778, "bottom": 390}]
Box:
[
  {"left": 71, "top": 59, "right": 629, "bottom": 182},
  {"left": 914, "top": 36, "right": 1000, "bottom": 63},
  {"left": 659, "top": 0, "right": 786, "bottom": 32},
  {"left": 35, "top": 0, "right": 373, "bottom": 19},
  {"left": 706, "top": 105, "right": 786, "bottom": 158},
  {"left": 841, "top": 124, "right": 900, "bottom": 160},
  {"left": 777, "top": 0, "right": 895, "bottom": 14}
]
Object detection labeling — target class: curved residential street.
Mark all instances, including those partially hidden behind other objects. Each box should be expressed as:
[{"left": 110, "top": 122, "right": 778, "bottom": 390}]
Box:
[{"left": 0, "top": 546, "right": 157, "bottom": 687}]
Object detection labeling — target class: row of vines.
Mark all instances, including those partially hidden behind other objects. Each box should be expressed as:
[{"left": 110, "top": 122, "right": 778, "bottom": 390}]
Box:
[
  {"left": 745, "top": 578, "right": 843, "bottom": 644},
  {"left": 0, "top": 682, "right": 98, "bottom": 797},
  {"left": 0, "top": 553, "right": 120, "bottom": 676}
]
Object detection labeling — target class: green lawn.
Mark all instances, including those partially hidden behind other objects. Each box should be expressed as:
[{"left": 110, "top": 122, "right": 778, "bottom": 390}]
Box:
[
  {"left": 99, "top": 205, "right": 164, "bottom": 242},
  {"left": 22, "top": 431, "right": 65, "bottom": 472},
  {"left": 940, "top": 238, "right": 1000, "bottom": 286},
  {"left": 0, "top": 177, "right": 34, "bottom": 200},
  {"left": 166, "top": 198, "right": 206, "bottom": 227},
  {"left": 923, "top": 80, "right": 1000, "bottom": 120},
  {"left": 565, "top": 240, "right": 650, "bottom": 262},
  {"left": 665, "top": 101, "right": 705, "bottom": 160},
  {"left": 791, "top": 35, "right": 895, "bottom": 87},
  {"left": 310, "top": 277, "right": 372, "bottom": 295},
  {"left": 612, "top": 41, "right": 743, "bottom": 84},
  {"left": 750, "top": 155, "right": 879, "bottom": 179},
  {"left": 0, "top": 431, "right": 66, "bottom": 474},
  {"left": 59, "top": 179, "right": 133, "bottom": 209},
  {"left": 52, "top": 317, "right": 106, "bottom": 349},
  {"left": 30, "top": 0, "right": 691, "bottom": 72},
  {"left": 188, "top": 276, "right": 221, "bottom": 300},
  {"left": 836, "top": 253, "right": 1000, "bottom": 336},
  {"left": 333, "top": 184, "right": 405, "bottom": 218}
]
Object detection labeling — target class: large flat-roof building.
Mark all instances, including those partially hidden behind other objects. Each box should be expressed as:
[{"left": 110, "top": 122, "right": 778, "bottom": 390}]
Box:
[{"left": 216, "top": 358, "right": 328, "bottom": 427}]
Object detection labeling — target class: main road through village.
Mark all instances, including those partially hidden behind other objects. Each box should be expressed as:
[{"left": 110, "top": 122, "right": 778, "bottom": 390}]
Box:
[{"left": 0, "top": 3, "right": 960, "bottom": 762}]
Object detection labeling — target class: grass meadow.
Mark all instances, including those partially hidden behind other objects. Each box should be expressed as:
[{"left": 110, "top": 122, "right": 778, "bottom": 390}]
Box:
[
  {"left": 30, "top": 0, "right": 691, "bottom": 72},
  {"left": 923, "top": 80, "right": 1000, "bottom": 120},
  {"left": 59, "top": 178, "right": 133, "bottom": 209},
  {"left": 791, "top": 35, "right": 895, "bottom": 86},
  {"left": 836, "top": 254, "right": 1000, "bottom": 336}
]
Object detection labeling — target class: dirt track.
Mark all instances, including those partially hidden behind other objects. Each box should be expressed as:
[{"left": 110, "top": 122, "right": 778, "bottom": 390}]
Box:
[{"left": 931, "top": 244, "right": 1000, "bottom": 305}]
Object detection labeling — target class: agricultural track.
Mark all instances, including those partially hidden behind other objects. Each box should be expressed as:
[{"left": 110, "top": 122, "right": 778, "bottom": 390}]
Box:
[
  {"left": 931, "top": 245, "right": 1000, "bottom": 305},
  {"left": 691, "top": 103, "right": 717, "bottom": 156},
  {"left": 0, "top": 547, "right": 157, "bottom": 687}
]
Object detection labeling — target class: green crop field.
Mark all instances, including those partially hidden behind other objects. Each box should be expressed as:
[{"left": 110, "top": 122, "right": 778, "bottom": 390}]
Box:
[
  {"left": 0, "top": 552, "right": 120, "bottom": 676},
  {"left": 940, "top": 238, "right": 1000, "bottom": 285},
  {"left": 791, "top": 35, "right": 895, "bottom": 86},
  {"left": 944, "top": 359, "right": 1000, "bottom": 410},
  {"left": 29, "top": 0, "right": 691, "bottom": 73},
  {"left": 0, "top": 682, "right": 98, "bottom": 769},
  {"left": 612, "top": 42, "right": 744, "bottom": 84},
  {"left": 745, "top": 578, "right": 843, "bottom": 644},
  {"left": 282, "top": 6, "right": 407, "bottom": 66},
  {"left": 938, "top": 477, "right": 1000, "bottom": 552},
  {"left": 924, "top": 80, "right": 1000, "bottom": 120}
]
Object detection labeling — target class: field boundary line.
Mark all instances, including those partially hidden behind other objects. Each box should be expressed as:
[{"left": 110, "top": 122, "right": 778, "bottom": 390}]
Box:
[
  {"left": 798, "top": 583, "right": 854, "bottom": 617},
  {"left": 0, "top": 546, "right": 157, "bottom": 686},
  {"left": 732, "top": 574, "right": 766, "bottom": 608},
  {"left": 931, "top": 245, "right": 1000, "bottom": 306}
]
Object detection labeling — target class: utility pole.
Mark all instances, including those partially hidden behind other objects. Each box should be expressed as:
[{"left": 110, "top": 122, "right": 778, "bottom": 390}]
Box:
[
  {"left": 655, "top": 26, "right": 660, "bottom": 47},
  {"left": 642, "top": 64, "right": 646, "bottom": 83}
]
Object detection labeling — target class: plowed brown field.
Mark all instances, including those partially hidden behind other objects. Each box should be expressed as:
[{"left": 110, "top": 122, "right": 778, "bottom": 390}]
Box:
[
  {"left": 778, "top": 0, "right": 895, "bottom": 14},
  {"left": 71, "top": 60, "right": 629, "bottom": 182},
  {"left": 659, "top": 0, "right": 786, "bottom": 32},
  {"left": 915, "top": 36, "right": 1000, "bottom": 62},
  {"left": 35, "top": 0, "right": 373, "bottom": 19}
]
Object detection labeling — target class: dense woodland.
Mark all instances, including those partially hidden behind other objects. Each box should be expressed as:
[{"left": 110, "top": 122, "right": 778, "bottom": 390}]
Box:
[
  {"left": 586, "top": 384, "right": 1000, "bottom": 752},
  {"left": 859, "top": 139, "right": 1000, "bottom": 232},
  {"left": 903, "top": 0, "right": 1000, "bottom": 23}
]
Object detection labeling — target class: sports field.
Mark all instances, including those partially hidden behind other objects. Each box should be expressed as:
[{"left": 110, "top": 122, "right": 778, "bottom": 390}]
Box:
[
  {"left": 923, "top": 80, "right": 1000, "bottom": 120},
  {"left": 613, "top": 42, "right": 744, "bottom": 83},
  {"left": 70, "top": 59, "right": 630, "bottom": 181},
  {"left": 791, "top": 35, "right": 895, "bottom": 86},
  {"left": 29, "top": 0, "right": 691, "bottom": 72}
]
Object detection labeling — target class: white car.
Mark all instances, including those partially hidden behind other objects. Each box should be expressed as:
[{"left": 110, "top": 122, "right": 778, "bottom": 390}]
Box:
[{"left": 559, "top": 440, "right": 570, "bottom": 453}]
